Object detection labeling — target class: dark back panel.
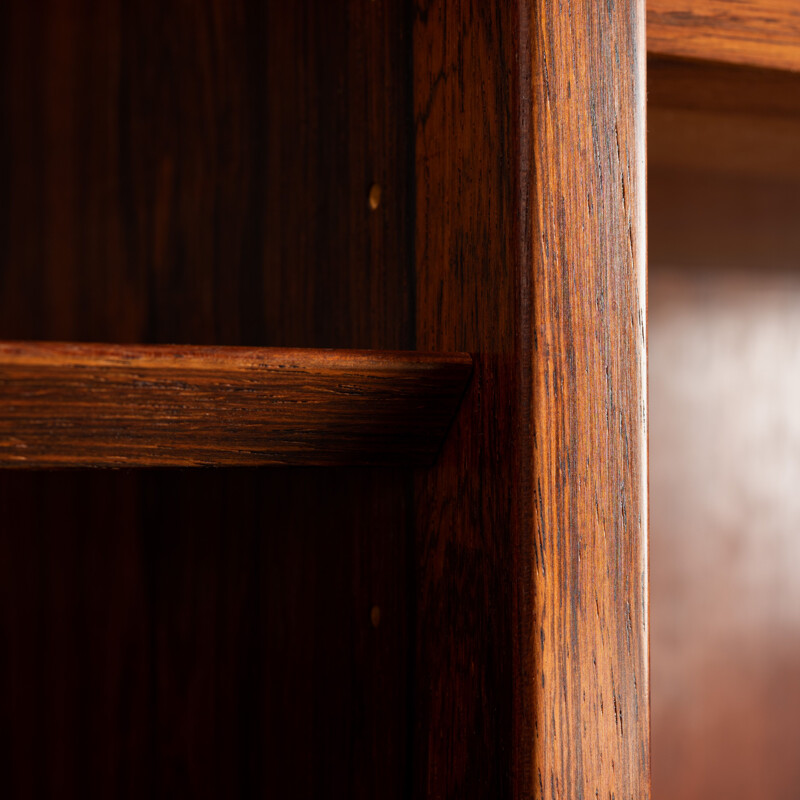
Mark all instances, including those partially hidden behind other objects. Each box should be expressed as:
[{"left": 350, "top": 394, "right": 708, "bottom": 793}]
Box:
[{"left": 0, "top": 1, "right": 414, "bottom": 797}]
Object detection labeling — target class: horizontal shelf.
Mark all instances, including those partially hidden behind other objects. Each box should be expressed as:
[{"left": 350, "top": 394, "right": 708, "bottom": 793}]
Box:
[
  {"left": 648, "top": 0, "right": 800, "bottom": 72},
  {"left": 0, "top": 342, "right": 472, "bottom": 468}
]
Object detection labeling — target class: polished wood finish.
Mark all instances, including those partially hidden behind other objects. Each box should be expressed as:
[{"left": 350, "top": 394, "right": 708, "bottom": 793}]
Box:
[
  {"left": 413, "top": 3, "right": 524, "bottom": 793},
  {"left": 413, "top": 1, "right": 649, "bottom": 797},
  {"left": 1, "top": 468, "right": 413, "bottom": 797},
  {"left": 648, "top": 0, "right": 800, "bottom": 72},
  {"left": 1, "top": 1, "right": 415, "bottom": 796},
  {"left": 1, "top": 0, "right": 651, "bottom": 795},
  {"left": 529, "top": 2, "right": 649, "bottom": 796},
  {"left": 0, "top": 342, "right": 471, "bottom": 468}
]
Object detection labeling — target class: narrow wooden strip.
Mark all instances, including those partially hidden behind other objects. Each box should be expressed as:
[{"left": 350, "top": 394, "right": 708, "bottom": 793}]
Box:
[
  {"left": 0, "top": 342, "right": 472, "bottom": 467},
  {"left": 531, "top": 0, "right": 650, "bottom": 796},
  {"left": 648, "top": 0, "right": 800, "bottom": 72}
]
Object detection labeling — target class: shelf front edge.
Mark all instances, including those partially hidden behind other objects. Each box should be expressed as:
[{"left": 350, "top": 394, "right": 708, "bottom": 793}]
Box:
[{"left": 0, "top": 342, "right": 472, "bottom": 468}]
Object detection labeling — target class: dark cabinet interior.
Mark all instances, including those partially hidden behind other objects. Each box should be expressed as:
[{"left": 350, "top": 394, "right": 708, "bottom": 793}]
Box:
[
  {"left": 6, "top": 2, "right": 799, "bottom": 797},
  {"left": 1, "top": 2, "right": 421, "bottom": 795}
]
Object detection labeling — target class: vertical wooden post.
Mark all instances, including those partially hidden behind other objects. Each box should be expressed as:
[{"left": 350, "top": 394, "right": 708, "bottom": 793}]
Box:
[{"left": 414, "top": 0, "right": 649, "bottom": 796}]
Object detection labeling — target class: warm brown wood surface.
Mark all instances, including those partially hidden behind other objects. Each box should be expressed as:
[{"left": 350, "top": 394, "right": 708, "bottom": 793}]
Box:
[
  {"left": 648, "top": 0, "right": 800, "bottom": 72},
  {"left": 529, "top": 0, "right": 649, "bottom": 796},
  {"left": 648, "top": 55, "right": 800, "bottom": 118},
  {"left": 414, "top": 0, "right": 649, "bottom": 798},
  {"left": 1, "top": 1, "right": 416, "bottom": 796},
  {"left": 0, "top": 342, "right": 470, "bottom": 468},
  {"left": 1, "top": 0, "right": 650, "bottom": 794}
]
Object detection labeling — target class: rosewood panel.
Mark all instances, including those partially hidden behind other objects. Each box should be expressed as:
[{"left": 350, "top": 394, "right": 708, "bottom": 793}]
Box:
[
  {"left": 413, "top": 1, "right": 524, "bottom": 794},
  {"left": 0, "top": 0, "right": 651, "bottom": 794},
  {"left": 648, "top": 0, "right": 800, "bottom": 72},
  {"left": 413, "top": 0, "right": 649, "bottom": 797},
  {"left": 0, "top": 343, "right": 471, "bottom": 467},
  {"left": 529, "top": 1, "right": 649, "bottom": 796},
  {"left": 0, "top": 1, "right": 415, "bottom": 796}
]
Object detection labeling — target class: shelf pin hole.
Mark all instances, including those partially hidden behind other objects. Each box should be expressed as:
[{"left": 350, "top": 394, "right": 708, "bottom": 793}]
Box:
[{"left": 368, "top": 183, "right": 382, "bottom": 210}]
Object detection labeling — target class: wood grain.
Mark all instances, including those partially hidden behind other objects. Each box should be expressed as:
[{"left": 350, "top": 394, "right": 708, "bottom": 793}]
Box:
[
  {"left": 0, "top": 1, "right": 416, "bottom": 796},
  {"left": 530, "top": 0, "right": 649, "bottom": 796},
  {"left": 0, "top": 342, "right": 470, "bottom": 468},
  {"left": 1, "top": 0, "right": 650, "bottom": 793},
  {"left": 413, "top": 2, "right": 524, "bottom": 794},
  {"left": 414, "top": 0, "right": 649, "bottom": 797},
  {"left": 648, "top": 0, "right": 800, "bottom": 72}
]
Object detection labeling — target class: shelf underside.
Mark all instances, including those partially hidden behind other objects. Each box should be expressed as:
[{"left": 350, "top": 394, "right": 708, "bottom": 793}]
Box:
[{"left": 0, "top": 342, "right": 472, "bottom": 468}]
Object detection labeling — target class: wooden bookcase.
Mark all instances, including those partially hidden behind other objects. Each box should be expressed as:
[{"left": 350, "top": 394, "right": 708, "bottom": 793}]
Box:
[
  {"left": 648, "top": 4, "right": 800, "bottom": 799},
  {"left": 0, "top": 0, "right": 685, "bottom": 797}
]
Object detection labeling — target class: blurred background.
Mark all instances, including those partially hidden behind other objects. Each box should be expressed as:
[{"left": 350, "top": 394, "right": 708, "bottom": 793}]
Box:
[{"left": 649, "top": 57, "right": 800, "bottom": 800}]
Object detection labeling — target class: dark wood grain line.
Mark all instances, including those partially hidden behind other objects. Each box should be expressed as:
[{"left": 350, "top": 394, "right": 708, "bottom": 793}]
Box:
[
  {"left": 0, "top": 343, "right": 471, "bottom": 467},
  {"left": 531, "top": 0, "right": 649, "bottom": 797},
  {"left": 648, "top": 0, "right": 800, "bottom": 72},
  {"left": 0, "top": 1, "right": 417, "bottom": 796}
]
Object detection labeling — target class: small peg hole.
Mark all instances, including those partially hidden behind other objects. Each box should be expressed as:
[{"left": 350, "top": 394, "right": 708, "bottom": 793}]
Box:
[{"left": 368, "top": 183, "right": 382, "bottom": 210}]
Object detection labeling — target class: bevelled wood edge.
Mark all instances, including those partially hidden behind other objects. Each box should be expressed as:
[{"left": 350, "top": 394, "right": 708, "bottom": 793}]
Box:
[
  {"left": 0, "top": 342, "right": 472, "bottom": 468},
  {"left": 531, "top": 0, "right": 650, "bottom": 797}
]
